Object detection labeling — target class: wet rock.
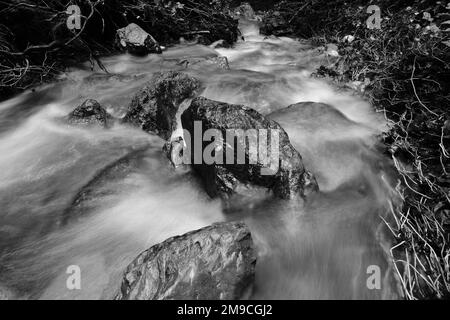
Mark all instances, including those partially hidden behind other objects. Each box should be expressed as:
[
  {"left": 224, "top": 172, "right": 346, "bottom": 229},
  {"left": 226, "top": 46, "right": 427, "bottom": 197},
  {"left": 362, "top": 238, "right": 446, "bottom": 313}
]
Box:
[
  {"left": 116, "top": 222, "right": 256, "bottom": 300},
  {"left": 122, "top": 71, "right": 201, "bottom": 140},
  {"left": 163, "top": 136, "right": 185, "bottom": 168},
  {"left": 181, "top": 97, "right": 318, "bottom": 199},
  {"left": 116, "top": 23, "right": 162, "bottom": 55},
  {"left": 67, "top": 99, "right": 113, "bottom": 128}
]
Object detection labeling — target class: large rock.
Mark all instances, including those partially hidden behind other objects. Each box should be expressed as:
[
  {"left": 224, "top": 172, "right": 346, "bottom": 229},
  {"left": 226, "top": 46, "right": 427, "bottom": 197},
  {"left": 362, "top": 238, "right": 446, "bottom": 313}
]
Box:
[
  {"left": 67, "top": 99, "right": 113, "bottom": 128},
  {"left": 181, "top": 97, "right": 318, "bottom": 199},
  {"left": 116, "top": 23, "right": 162, "bottom": 55},
  {"left": 116, "top": 222, "right": 256, "bottom": 300},
  {"left": 122, "top": 71, "right": 201, "bottom": 140}
]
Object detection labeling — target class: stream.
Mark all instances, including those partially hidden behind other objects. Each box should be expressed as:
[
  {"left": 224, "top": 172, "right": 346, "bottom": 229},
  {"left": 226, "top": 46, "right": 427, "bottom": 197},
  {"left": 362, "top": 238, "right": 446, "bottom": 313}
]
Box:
[{"left": 0, "top": 19, "right": 401, "bottom": 300}]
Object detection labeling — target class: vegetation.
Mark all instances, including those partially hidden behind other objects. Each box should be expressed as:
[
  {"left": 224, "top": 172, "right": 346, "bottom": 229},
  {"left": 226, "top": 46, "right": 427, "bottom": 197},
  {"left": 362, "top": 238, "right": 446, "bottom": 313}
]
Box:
[
  {"left": 1, "top": 0, "right": 448, "bottom": 300},
  {"left": 0, "top": 0, "right": 238, "bottom": 99},
  {"left": 261, "top": 0, "right": 450, "bottom": 299}
]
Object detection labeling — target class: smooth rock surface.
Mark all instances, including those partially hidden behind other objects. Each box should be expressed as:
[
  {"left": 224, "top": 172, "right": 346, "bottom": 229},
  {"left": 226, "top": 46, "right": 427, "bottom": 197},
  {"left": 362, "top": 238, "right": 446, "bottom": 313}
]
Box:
[{"left": 116, "top": 222, "right": 256, "bottom": 300}]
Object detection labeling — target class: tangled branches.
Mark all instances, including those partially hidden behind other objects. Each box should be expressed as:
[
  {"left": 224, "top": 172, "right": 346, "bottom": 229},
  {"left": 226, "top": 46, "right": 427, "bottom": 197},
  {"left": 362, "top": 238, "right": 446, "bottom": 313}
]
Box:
[
  {"left": 0, "top": 0, "right": 239, "bottom": 99},
  {"left": 0, "top": 0, "right": 108, "bottom": 98}
]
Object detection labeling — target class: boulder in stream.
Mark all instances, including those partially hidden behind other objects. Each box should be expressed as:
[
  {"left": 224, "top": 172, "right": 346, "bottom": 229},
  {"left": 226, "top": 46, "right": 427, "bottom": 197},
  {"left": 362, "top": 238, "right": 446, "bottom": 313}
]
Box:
[
  {"left": 116, "top": 23, "right": 162, "bottom": 55},
  {"left": 67, "top": 99, "right": 113, "bottom": 128},
  {"left": 116, "top": 222, "right": 256, "bottom": 300},
  {"left": 122, "top": 71, "right": 201, "bottom": 140},
  {"left": 181, "top": 97, "right": 318, "bottom": 199}
]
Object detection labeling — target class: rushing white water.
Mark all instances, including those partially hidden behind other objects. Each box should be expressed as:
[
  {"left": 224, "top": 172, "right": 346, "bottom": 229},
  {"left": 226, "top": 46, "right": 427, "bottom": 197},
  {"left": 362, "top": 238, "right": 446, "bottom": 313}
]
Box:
[{"left": 0, "top": 20, "right": 401, "bottom": 300}]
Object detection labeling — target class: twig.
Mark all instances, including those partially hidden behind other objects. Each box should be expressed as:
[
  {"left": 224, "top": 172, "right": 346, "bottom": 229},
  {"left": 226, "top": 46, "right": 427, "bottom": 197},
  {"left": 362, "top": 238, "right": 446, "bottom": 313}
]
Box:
[{"left": 410, "top": 57, "right": 438, "bottom": 116}]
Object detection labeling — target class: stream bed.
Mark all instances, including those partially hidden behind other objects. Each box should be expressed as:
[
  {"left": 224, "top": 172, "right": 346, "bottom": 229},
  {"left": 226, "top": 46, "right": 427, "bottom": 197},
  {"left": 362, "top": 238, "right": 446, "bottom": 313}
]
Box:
[{"left": 0, "top": 20, "right": 401, "bottom": 300}]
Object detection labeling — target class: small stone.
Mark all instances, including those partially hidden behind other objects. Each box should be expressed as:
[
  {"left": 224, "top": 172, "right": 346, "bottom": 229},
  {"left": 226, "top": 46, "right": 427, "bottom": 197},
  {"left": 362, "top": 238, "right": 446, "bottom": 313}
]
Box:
[{"left": 67, "top": 99, "right": 113, "bottom": 128}]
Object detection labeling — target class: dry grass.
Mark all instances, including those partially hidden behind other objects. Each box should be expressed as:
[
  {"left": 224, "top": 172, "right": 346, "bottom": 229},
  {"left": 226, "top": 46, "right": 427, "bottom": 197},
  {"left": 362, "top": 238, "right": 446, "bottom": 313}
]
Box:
[
  {"left": 344, "top": 8, "right": 450, "bottom": 300},
  {"left": 263, "top": 0, "right": 450, "bottom": 299}
]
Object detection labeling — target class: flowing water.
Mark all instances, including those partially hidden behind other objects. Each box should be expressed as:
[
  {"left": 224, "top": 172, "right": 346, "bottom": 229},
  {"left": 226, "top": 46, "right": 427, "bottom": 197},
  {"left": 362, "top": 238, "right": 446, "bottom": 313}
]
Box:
[{"left": 0, "top": 20, "right": 401, "bottom": 300}]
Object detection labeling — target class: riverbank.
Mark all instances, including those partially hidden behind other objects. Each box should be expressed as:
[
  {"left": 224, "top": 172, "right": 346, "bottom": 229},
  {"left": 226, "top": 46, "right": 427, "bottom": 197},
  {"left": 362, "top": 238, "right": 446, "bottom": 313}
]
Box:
[
  {"left": 260, "top": 0, "right": 450, "bottom": 299},
  {"left": 0, "top": 0, "right": 239, "bottom": 100}
]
